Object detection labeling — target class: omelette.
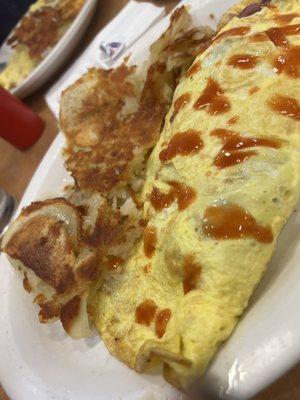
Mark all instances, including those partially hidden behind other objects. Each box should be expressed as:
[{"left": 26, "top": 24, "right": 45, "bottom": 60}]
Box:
[
  {"left": 2, "top": 0, "right": 300, "bottom": 393},
  {"left": 91, "top": 0, "right": 300, "bottom": 391}
]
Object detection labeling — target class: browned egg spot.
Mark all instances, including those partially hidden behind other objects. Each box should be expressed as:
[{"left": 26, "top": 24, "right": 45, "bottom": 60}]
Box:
[
  {"left": 183, "top": 255, "right": 201, "bottom": 294},
  {"left": 135, "top": 300, "right": 157, "bottom": 326},
  {"left": 228, "top": 116, "right": 239, "bottom": 125},
  {"left": 269, "top": 95, "right": 300, "bottom": 120},
  {"left": 155, "top": 309, "right": 172, "bottom": 338},
  {"left": 250, "top": 33, "right": 268, "bottom": 42},
  {"left": 143, "top": 226, "right": 157, "bottom": 259},
  {"left": 227, "top": 54, "right": 259, "bottom": 69},
  {"left": 170, "top": 93, "right": 191, "bottom": 122},
  {"left": 23, "top": 272, "right": 32, "bottom": 293},
  {"left": 150, "top": 182, "right": 197, "bottom": 211},
  {"left": 203, "top": 204, "right": 273, "bottom": 243},
  {"left": 249, "top": 86, "right": 260, "bottom": 95},
  {"left": 143, "top": 264, "right": 151, "bottom": 273},
  {"left": 159, "top": 130, "right": 203, "bottom": 162},
  {"left": 211, "top": 128, "right": 281, "bottom": 169},
  {"left": 60, "top": 295, "right": 81, "bottom": 334},
  {"left": 186, "top": 61, "right": 202, "bottom": 77},
  {"left": 194, "top": 77, "right": 231, "bottom": 116}
]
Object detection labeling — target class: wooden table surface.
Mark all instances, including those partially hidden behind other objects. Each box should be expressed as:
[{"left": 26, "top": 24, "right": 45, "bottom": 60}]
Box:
[{"left": 0, "top": 1, "right": 299, "bottom": 399}]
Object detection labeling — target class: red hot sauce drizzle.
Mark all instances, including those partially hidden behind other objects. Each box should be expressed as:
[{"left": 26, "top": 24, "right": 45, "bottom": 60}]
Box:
[
  {"left": 135, "top": 300, "right": 157, "bottom": 326},
  {"left": 170, "top": 93, "right": 191, "bottom": 122},
  {"left": 159, "top": 130, "right": 203, "bottom": 162},
  {"left": 203, "top": 204, "right": 273, "bottom": 243},
  {"left": 211, "top": 128, "right": 281, "bottom": 169},
  {"left": 194, "top": 77, "right": 231, "bottom": 116},
  {"left": 186, "top": 61, "right": 202, "bottom": 77},
  {"left": 150, "top": 186, "right": 174, "bottom": 210},
  {"left": 227, "top": 54, "right": 259, "bottom": 69},
  {"left": 265, "top": 27, "right": 289, "bottom": 47},
  {"left": 263, "top": 24, "right": 300, "bottom": 79},
  {"left": 183, "top": 255, "right": 201, "bottom": 294},
  {"left": 273, "top": 45, "right": 300, "bottom": 78},
  {"left": 214, "top": 26, "right": 250, "bottom": 42},
  {"left": 107, "top": 256, "right": 124, "bottom": 271},
  {"left": 155, "top": 309, "right": 172, "bottom": 338},
  {"left": 150, "top": 182, "right": 197, "bottom": 211},
  {"left": 275, "top": 13, "right": 299, "bottom": 25},
  {"left": 169, "top": 181, "right": 197, "bottom": 211},
  {"left": 269, "top": 95, "right": 300, "bottom": 120},
  {"left": 264, "top": 24, "right": 300, "bottom": 48},
  {"left": 143, "top": 226, "right": 157, "bottom": 258}
]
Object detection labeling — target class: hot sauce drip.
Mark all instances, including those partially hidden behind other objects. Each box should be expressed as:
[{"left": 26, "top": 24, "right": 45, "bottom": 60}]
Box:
[
  {"left": 215, "top": 150, "right": 257, "bottom": 169},
  {"left": 155, "top": 309, "right": 172, "bottom": 338},
  {"left": 186, "top": 61, "right": 202, "bottom": 77},
  {"left": 263, "top": 23, "right": 300, "bottom": 79},
  {"left": 214, "top": 26, "right": 250, "bottom": 42},
  {"left": 150, "top": 182, "right": 197, "bottom": 211},
  {"left": 227, "top": 54, "right": 259, "bottom": 69},
  {"left": 170, "top": 93, "right": 191, "bottom": 122},
  {"left": 265, "top": 27, "right": 289, "bottom": 47},
  {"left": 275, "top": 13, "right": 299, "bottom": 25},
  {"left": 159, "top": 130, "right": 203, "bottom": 162},
  {"left": 267, "top": 24, "right": 300, "bottom": 113},
  {"left": 169, "top": 181, "right": 197, "bottom": 211},
  {"left": 194, "top": 77, "right": 231, "bottom": 116},
  {"left": 203, "top": 204, "right": 273, "bottom": 243},
  {"left": 269, "top": 95, "right": 300, "bottom": 120},
  {"left": 183, "top": 255, "right": 201, "bottom": 294},
  {"left": 135, "top": 300, "right": 157, "bottom": 326},
  {"left": 144, "top": 226, "right": 157, "bottom": 258},
  {"left": 273, "top": 45, "right": 300, "bottom": 78},
  {"left": 150, "top": 187, "right": 175, "bottom": 210},
  {"left": 279, "top": 24, "right": 300, "bottom": 36},
  {"left": 107, "top": 256, "right": 124, "bottom": 270},
  {"left": 211, "top": 128, "right": 280, "bottom": 169}
]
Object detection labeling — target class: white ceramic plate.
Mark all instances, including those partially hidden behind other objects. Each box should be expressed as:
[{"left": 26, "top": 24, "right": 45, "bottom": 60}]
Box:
[
  {"left": 1, "top": 1, "right": 300, "bottom": 399},
  {"left": 0, "top": 0, "right": 97, "bottom": 99}
]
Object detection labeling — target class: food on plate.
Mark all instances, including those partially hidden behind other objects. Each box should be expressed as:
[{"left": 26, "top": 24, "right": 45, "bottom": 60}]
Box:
[
  {"left": 91, "top": 0, "right": 300, "bottom": 390},
  {"left": 0, "top": 0, "right": 85, "bottom": 90},
  {"left": 1, "top": 198, "right": 96, "bottom": 338},
  {"left": 2, "top": 0, "right": 300, "bottom": 392},
  {"left": 3, "top": 6, "right": 213, "bottom": 340}
]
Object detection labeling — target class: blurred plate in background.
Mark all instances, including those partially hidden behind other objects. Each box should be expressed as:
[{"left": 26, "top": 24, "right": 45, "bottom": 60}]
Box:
[{"left": 0, "top": 0, "right": 97, "bottom": 99}]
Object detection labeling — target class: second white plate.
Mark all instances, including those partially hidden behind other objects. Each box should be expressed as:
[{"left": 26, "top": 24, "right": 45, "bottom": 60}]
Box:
[{"left": 0, "top": 0, "right": 97, "bottom": 98}]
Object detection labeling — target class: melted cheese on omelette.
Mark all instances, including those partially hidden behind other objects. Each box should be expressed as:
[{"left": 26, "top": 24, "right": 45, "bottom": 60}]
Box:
[{"left": 92, "top": 0, "right": 300, "bottom": 391}]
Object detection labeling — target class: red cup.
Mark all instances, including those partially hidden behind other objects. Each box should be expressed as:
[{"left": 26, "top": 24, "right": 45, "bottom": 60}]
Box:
[{"left": 0, "top": 86, "right": 45, "bottom": 150}]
